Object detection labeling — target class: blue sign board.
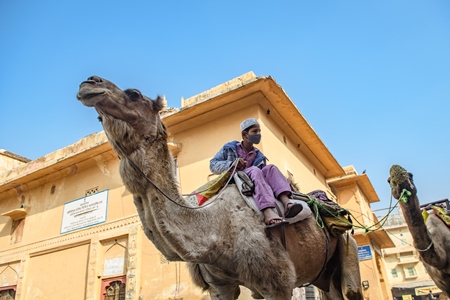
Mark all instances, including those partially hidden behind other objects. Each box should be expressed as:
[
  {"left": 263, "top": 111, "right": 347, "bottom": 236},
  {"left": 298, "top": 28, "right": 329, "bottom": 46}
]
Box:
[{"left": 357, "top": 245, "right": 373, "bottom": 260}]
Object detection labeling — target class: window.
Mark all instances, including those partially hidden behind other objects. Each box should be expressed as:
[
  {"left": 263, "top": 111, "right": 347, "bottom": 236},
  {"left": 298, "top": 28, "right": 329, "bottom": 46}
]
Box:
[
  {"left": 101, "top": 276, "right": 126, "bottom": 300},
  {"left": 391, "top": 269, "right": 398, "bottom": 278},
  {"left": 407, "top": 267, "right": 416, "bottom": 276},
  {"left": 0, "top": 285, "right": 16, "bottom": 300},
  {"left": 85, "top": 186, "right": 99, "bottom": 196}
]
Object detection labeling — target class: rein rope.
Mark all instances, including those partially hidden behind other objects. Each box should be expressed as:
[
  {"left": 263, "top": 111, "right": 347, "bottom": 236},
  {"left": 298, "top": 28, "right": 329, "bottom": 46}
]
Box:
[
  {"left": 106, "top": 129, "right": 426, "bottom": 251},
  {"left": 306, "top": 184, "right": 412, "bottom": 235},
  {"left": 105, "top": 129, "right": 238, "bottom": 210}
]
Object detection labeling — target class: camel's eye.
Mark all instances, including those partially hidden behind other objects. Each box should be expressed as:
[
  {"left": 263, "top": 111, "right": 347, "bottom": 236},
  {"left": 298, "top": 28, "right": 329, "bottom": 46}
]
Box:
[{"left": 126, "top": 89, "right": 142, "bottom": 102}]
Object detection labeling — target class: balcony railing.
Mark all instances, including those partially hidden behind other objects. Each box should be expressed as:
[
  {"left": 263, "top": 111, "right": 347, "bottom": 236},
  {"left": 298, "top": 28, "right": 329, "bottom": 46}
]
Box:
[
  {"left": 379, "top": 212, "right": 406, "bottom": 227},
  {"left": 397, "top": 257, "right": 419, "bottom": 265}
]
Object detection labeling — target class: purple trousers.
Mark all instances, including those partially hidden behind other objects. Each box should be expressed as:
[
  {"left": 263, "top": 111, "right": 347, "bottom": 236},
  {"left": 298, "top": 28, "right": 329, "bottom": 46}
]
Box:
[{"left": 244, "top": 164, "right": 291, "bottom": 211}]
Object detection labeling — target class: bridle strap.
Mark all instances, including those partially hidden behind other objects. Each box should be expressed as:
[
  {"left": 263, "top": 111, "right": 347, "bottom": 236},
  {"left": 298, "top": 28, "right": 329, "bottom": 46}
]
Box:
[
  {"left": 416, "top": 240, "right": 433, "bottom": 252},
  {"left": 104, "top": 129, "right": 236, "bottom": 210}
]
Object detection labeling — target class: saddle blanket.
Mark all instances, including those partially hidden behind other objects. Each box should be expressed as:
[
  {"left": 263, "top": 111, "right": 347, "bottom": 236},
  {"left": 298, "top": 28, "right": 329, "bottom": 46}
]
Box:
[
  {"left": 423, "top": 205, "right": 450, "bottom": 227},
  {"left": 185, "top": 172, "right": 353, "bottom": 235}
]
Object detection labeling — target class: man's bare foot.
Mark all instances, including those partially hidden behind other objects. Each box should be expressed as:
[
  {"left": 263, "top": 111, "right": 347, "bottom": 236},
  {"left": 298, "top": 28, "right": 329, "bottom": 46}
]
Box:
[
  {"left": 266, "top": 218, "right": 288, "bottom": 228},
  {"left": 263, "top": 208, "right": 288, "bottom": 228}
]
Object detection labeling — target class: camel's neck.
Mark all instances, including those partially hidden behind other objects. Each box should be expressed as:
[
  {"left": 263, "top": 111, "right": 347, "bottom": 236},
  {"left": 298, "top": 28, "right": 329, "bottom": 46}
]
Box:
[
  {"left": 389, "top": 168, "right": 436, "bottom": 256},
  {"left": 117, "top": 132, "right": 226, "bottom": 263},
  {"left": 400, "top": 195, "right": 448, "bottom": 268},
  {"left": 112, "top": 124, "right": 180, "bottom": 201},
  {"left": 400, "top": 196, "right": 431, "bottom": 246}
]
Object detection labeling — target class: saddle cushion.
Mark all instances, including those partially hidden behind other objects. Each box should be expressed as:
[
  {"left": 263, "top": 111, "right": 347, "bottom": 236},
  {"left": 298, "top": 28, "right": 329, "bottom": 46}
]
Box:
[
  {"left": 193, "top": 170, "right": 232, "bottom": 206},
  {"left": 432, "top": 205, "right": 450, "bottom": 227}
]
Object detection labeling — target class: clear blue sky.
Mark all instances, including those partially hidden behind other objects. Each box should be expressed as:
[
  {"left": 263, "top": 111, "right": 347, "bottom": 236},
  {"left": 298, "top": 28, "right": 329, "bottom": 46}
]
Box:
[{"left": 1, "top": 1, "right": 449, "bottom": 212}]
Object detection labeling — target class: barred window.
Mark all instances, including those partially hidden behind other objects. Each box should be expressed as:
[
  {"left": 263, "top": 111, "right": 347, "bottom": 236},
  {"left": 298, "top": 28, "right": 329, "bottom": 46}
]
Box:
[
  {"left": 0, "top": 286, "right": 16, "bottom": 300},
  {"left": 85, "top": 186, "right": 99, "bottom": 196},
  {"left": 101, "top": 276, "right": 126, "bottom": 300}
]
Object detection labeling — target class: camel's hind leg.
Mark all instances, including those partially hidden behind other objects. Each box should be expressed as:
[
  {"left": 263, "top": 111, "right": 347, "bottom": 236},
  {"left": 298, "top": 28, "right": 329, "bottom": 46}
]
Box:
[
  {"left": 338, "top": 234, "right": 363, "bottom": 300},
  {"left": 319, "top": 234, "right": 363, "bottom": 300}
]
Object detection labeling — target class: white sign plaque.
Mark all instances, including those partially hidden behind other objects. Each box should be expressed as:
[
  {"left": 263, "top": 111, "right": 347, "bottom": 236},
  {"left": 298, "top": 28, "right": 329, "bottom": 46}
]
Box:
[
  {"left": 61, "top": 190, "right": 108, "bottom": 234},
  {"left": 103, "top": 257, "right": 125, "bottom": 276}
]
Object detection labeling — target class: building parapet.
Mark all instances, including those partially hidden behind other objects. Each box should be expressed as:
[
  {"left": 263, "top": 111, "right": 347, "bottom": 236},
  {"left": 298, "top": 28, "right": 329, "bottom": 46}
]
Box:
[
  {"left": 181, "top": 71, "right": 259, "bottom": 108},
  {"left": 0, "top": 150, "right": 31, "bottom": 163}
]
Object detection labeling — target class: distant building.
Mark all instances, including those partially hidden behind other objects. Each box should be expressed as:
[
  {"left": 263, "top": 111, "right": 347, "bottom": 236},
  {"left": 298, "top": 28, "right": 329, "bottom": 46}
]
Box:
[
  {"left": 1, "top": 72, "right": 393, "bottom": 299},
  {"left": 381, "top": 209, "right": 445, "bottom": 299}
]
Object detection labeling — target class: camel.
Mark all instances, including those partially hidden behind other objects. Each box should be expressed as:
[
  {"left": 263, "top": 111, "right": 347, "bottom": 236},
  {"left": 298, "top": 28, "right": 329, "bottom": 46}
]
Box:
[
  {"left": 389, "top": 165, "right": 450, "bottom": 296},
  {"left": 76, "top": 76, "right": 363, "bottom": 300}
]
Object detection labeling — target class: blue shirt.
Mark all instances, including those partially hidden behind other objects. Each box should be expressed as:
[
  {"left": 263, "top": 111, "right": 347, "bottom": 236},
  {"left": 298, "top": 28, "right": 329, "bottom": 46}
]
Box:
[{"left": 209, "top": 140, "right": 267, "bottom": 174}]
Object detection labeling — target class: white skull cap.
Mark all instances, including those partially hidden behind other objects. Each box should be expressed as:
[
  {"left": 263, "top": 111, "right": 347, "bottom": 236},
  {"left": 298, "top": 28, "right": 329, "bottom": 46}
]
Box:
[{"left": 240, "top": 118, "right": 259, "bottom": 132}]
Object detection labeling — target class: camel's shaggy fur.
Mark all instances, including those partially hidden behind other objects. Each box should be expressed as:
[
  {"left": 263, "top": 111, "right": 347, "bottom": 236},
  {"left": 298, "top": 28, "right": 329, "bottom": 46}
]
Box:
[
  {"left": 389, "top": 165, "right": 450, "bottom": 296},
  {"left": 77, "top": 76, "right": 363, "bottom": 299}
]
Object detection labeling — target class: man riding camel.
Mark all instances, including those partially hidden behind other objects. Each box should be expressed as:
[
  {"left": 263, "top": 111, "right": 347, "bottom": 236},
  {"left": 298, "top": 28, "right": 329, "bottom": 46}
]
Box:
[{"left": 210, "top": 118, "right": 303, "bottom": 228}]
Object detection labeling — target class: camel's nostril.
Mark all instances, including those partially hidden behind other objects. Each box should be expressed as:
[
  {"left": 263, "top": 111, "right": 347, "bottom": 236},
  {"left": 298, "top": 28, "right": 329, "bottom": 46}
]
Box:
[{"left": 88, "top": 76, "right": 102, "bottom": 83}]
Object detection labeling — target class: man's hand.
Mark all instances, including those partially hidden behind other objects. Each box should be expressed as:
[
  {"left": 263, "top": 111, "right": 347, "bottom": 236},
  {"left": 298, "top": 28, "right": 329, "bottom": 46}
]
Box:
[{"left": 234, "top": 158, "right": 247, "bottom": 169}]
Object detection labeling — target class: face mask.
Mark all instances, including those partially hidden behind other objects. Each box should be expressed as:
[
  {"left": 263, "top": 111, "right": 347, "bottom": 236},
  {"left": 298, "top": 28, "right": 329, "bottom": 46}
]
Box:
[{"left": 247, "top": 134, "right": 261, "bottom": 144}]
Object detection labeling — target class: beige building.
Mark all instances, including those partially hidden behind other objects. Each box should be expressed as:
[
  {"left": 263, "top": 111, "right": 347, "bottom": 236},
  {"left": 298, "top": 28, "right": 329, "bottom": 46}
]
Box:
[
  {"left": 327, "top": 166, "right": 395, "bottom": 300},
  {"left": 381, "top": 210, "right": 446, "bottom": 300},
  {"left": 1, "top": 72, "right": 393, "bottom": 299}
]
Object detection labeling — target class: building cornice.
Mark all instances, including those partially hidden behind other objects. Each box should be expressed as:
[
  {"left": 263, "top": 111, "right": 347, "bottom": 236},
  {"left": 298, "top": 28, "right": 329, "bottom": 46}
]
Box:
[
  {"left": 0, "top": 132, "right": 114, "bottom": 199},
  {"left": 0, "top": 214, "right": 141, "bottom": 260},
  {"left": 162, "top": 72, "right": 345, "bottom": 178},
  {"left": 0, "top": 149, "right": 31, "bottom": 163},
  {"left": 327, "top": 173, "right": 379, "bottom": 203}
]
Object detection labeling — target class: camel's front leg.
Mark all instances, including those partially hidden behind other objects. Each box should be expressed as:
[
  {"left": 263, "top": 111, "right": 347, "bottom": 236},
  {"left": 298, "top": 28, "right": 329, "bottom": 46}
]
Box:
[
  {"left": 208, "top": 284, "right": 240, "bottom": 300},
  {"left": 193, "top": 264, "right": 241, "bottom": 300}
]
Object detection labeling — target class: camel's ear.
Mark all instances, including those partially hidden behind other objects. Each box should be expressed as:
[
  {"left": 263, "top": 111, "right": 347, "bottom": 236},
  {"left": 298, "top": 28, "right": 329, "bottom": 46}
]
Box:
[{"left": 153, "top": 96, "right": 165, "bottom": 112}]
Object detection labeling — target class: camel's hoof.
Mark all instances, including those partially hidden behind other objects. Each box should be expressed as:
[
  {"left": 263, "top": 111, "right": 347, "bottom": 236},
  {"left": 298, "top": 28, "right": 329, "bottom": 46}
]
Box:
[{"left": 389, "top": 165, "right": 409, "bottom": 185}]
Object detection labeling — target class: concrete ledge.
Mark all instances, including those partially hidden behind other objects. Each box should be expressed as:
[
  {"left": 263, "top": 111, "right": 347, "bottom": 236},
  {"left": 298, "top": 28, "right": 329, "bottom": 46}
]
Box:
[{"left": 181, "top": 71, "right": 259, "bottom": 107}]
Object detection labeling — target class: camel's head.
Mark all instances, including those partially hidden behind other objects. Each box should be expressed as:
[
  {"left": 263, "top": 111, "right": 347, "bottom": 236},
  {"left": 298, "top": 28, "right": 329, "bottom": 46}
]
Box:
[
  {"left": 388, "top": 165, "right": 416, "bottom": 200},
  {"left": 76, "top": 76, "right": 166, "bottom": 155}
]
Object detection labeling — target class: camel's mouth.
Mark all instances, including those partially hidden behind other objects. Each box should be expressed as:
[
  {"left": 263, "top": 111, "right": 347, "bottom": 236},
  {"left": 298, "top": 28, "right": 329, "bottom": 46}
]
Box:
[
  {"left": 77, "top": 92, "right": 106, "bottom": 107},
  {"left": 77, "top": 87, "right": 107, "bottom": 107},
  {"left": 80, "top": 91, "right": 105, "bottom": 99}
]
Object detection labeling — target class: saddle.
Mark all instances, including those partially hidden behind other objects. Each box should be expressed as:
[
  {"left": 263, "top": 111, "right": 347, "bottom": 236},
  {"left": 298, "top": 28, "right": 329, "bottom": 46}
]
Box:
[
  {"left": 423, "top": 205, "right": 450, "bottom": 227},
  {"left": 294, "top": 190, "right": 353, "bottom": 237},
  {"left": 189, "top": 171, "right": 353, "bottom": 236},
  {"left": 234, "top": 174, "right": 353, "bottom": 236},
  {"left": 236, "top": 171, "right": 254, "bottom": 196},
  {"left": 233, "top": 173, "right": 311, "bottom": 225}
]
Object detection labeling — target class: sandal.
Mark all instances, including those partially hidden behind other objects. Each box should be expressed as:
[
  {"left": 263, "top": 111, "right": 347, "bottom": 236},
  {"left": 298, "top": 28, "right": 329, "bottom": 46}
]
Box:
[
  {"left": 284, "top": 202, "right": 303, "bottom": 218},
  {"left": 266, "top": 218, "right": 289, "bottom": 228}
]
